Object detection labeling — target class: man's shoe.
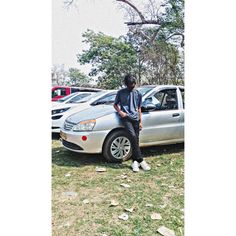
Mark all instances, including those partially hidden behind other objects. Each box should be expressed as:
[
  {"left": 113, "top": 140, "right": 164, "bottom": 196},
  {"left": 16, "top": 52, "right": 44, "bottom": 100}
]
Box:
[
  {"left": 140, "top": 160, "right": 151, "bottom": 171},
  {"left": 131, "top": 161, "right": 140, "bottom": 172}
]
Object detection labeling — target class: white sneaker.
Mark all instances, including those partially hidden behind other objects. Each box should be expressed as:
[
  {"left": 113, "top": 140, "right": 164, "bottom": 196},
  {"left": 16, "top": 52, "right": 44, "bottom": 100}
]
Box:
[
  {"left": 140, "top": 160, "right": 151, "bottom": 171},
  {"left": 131, "top": 161, "right": 140, "bottom": 172}
]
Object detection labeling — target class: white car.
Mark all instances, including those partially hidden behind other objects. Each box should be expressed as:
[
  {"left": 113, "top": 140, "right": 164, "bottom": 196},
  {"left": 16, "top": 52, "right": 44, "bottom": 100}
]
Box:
[
  {"left": 60, "top": 85, "right": 184, "bottom": 162},
  {"left": 52, "top": 90, "right": 117, "bottom": 133},
  {"left": 52, "top": 92, "right": 95, "bottom": 107}
]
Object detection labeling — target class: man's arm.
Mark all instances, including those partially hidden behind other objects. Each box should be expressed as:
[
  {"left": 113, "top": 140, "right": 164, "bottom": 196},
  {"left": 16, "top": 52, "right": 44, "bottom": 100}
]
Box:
[
  {"left": 114, "top": 104, "right": 127, "bottom": 118},
  {"left": 113, "top": 91, "right": 127, "bottom": 118}
]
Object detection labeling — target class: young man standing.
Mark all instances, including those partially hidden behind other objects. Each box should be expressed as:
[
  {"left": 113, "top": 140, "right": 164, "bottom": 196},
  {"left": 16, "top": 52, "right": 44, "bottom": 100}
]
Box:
[{"left": 113, "top": 74, "right": 151, "bottom": 172}]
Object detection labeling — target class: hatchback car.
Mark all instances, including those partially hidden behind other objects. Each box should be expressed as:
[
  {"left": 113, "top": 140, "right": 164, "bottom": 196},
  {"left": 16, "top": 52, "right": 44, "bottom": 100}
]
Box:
[
  {"left": 60, "top": 85, "right": 184, "bottom": 162},
  {"left": 52, "top": 91, "right": 95, "bottom": 107},
  {"left": 52, "top": 90, "right": 117, "bottom": 133}
]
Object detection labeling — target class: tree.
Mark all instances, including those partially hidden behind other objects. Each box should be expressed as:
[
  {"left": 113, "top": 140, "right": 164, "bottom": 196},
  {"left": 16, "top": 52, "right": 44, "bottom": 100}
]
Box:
[
  {"left": 64, "top": 0, "right": 184, "bottom": 47},
  {"left": 51, "top": 64, "right": 69, "bottom": 86},
  {"left": 68, "top": 68, "right": 90, "bottom": 86},
  {"left": 64, "top": 0, "right": 184, "bottom": 85},
  {"left": 141, "top": 41, "right": 184, "bottom": 85},
  {"left": 117, "top": 0, "right": 184, "bottom": 47},
  {"left": 78, "top": 30, "right": 138, "bottom": 89}
]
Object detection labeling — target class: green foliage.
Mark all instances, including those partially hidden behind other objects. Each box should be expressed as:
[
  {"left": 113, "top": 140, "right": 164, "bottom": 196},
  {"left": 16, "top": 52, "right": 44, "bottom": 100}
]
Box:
[
  {"left": 78, "top": 30, "right": 138, "bottom": 89},
  {"left": 159, "top": 0, "right": 184, "bottom": 46},
  {"left": 75, "top": 0, "right": 185, "bottom": 88},
  {"left": 68, "top": 67, "right": 89, "bottom": 86}
]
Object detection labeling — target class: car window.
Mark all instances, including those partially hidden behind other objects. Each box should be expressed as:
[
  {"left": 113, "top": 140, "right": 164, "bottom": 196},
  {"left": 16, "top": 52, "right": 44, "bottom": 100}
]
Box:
[
  {"left": 68, "top": 93, "right": 91, "bottom": 103},
  {"left": 75, "top": 91, "right": 106, "bottom": 103},
  {"left": 71, "top": 88, "right": 80, "bottom": 93},
  {"left": 180, "top": 88, "right": 185, "bottom": 109},
  {"left": 144, "top": 89, "right": 178, "bottom": 111},
  {"left": 92, "top": 93, "right": 117, "bottom": 105},
  {"left": 137, "top": 86, "right": 155, "bottom": 96},
  {"left": 57, "top": 93, "right": 77, "bottom": 102}
]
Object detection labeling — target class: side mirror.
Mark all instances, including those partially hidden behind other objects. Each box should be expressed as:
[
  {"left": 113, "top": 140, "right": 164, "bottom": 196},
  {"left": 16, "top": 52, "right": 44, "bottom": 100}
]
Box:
[{"left": 141, "top": 102, "right": 156, "bottom": 112}]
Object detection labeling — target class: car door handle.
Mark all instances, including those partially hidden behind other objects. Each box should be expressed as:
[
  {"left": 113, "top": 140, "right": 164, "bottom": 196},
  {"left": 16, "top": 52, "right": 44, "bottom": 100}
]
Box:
[{"left": 172, "top": 113, "right": 180, "bottom": 117}]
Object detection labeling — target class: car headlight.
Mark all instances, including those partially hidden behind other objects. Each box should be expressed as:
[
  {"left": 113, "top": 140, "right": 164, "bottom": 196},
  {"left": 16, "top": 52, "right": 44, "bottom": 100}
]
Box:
[
  {"left": 73, "top": 119, "right": 96, "bottom": 132},
  {"left": 52, "top": 107, "right": 71, "bottom": 115}
]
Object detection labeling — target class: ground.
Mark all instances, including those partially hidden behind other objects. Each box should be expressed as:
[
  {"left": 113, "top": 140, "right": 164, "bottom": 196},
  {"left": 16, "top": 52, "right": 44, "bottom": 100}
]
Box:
[{"left": 52, "top": 136, "right": 184, "bottom": 236}]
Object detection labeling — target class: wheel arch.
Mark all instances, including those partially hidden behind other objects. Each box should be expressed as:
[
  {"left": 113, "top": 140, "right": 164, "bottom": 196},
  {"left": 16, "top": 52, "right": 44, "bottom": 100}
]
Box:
[{"left": 102, "top": 127, "right": 127, "bottom": 153}]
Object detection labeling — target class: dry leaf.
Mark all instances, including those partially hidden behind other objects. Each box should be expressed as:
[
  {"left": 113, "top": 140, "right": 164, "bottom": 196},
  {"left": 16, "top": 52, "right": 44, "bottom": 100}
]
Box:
[
  {"left": 110, "top": 200, "right": 119, "bottom": 206},
  {"left": 120, "top": 183, "right": 130, "bottom": 188},
  {"left": 157, "top": 226, "right": 175, "bottom": 236},
  {"left": 95, "top": 167, "right": 107, "bottom": 172},
  {"left": 151, "top": 213, "right": 162, "bottom": 220},
  {"left": 83, "top": 199, "right": 89, "bottom": 204},
  {"left": 120, "top": 174, "right": 128, "bottom": 179},
  {"left": 64, "top": 191, "right": 77, "bottom": 197},
  {"left": 124, "top": 208, "right": 134, "bottom": 213},
  {"left": 118, "top": 213, "right": 129, "bottom": 221}
]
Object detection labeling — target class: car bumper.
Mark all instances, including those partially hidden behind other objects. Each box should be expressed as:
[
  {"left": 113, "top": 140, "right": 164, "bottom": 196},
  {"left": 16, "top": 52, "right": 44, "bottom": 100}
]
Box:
[
  {"left": 51, "top": 116, "right": 66, "bottom": 133},
  {"left": 60, "top": 129, "right": 110, "bottom": 154}
]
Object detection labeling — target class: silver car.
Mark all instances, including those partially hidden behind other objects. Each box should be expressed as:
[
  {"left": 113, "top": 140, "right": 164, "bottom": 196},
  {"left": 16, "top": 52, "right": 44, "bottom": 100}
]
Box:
[{"left": 60, "top": 85, "right": 184, "bottom": 162}]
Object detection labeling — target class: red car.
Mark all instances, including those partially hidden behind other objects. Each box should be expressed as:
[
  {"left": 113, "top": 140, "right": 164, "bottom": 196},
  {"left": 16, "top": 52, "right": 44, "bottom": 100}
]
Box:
[{"left": 51, "top": 86, "right": 102, "bottom": 101}]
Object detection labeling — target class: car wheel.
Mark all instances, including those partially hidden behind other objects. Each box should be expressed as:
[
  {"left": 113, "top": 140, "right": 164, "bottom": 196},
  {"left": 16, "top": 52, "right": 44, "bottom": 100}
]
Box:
[{"left": 103, "top": 130, "right": 132, "bottom": 163}]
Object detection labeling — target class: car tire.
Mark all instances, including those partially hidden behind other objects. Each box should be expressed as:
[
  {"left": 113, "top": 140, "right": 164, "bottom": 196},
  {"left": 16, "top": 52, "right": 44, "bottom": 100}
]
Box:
[{"left": 103, "top": 130, "right": 132, "bottom": 163}]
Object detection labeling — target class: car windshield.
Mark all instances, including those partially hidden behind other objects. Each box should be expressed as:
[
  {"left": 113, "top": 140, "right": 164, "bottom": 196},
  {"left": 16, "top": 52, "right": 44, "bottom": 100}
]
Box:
[
  {"left": 67, "top": 93, "right": 93, "bottom": 103},
  {"left": 74, "top": 91, "right": 106, "bottom": 103},
  {"left": 137, "top": 86, "right": 155, "bottom": 96},
  {"left": 57, "top": 93, "right": 77, "bottom": 103}
]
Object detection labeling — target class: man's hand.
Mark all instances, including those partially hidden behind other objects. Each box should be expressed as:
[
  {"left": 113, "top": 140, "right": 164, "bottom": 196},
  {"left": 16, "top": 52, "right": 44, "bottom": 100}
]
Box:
[
  {"left": 139, "top": 122, "right": 143, "bottom": 130},
  {"left": 119, "top": 111, "right": 127, "bottom": 118}
]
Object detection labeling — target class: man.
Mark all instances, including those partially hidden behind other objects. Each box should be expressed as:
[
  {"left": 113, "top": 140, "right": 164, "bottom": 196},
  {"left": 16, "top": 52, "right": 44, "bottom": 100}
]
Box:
[{"left": 113, "top": 74, "right": 151, "bottom": 172}]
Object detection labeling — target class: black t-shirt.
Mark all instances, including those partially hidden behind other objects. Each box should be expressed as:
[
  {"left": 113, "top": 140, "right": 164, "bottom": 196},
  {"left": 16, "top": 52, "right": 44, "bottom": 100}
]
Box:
[{"left": 114, "top": 88, "right": 142, "bottom": 121}]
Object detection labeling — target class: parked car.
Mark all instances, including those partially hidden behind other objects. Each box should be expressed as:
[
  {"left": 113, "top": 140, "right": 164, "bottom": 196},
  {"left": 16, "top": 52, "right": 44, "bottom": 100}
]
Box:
[
  {"left": 52, "top": 90, "right": 117, "bottom": 133},
  {"left": 60, "top": 85, "right": 184, "bottom": 162},
  {"left": 51, "top": 86, "right": 102, "bottom": 101},
  {"left": 52, "top": 91, "right": 95, "bottom": 107}
]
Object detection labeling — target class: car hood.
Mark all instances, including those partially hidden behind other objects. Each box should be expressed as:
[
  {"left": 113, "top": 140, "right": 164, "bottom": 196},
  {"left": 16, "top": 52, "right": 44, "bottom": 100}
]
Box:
[
  {"left": 66, "top": 104, "right": 116, "bottom": 124},
  {"left": 51, "top": 102, "right": 87, "bottom": 110}
]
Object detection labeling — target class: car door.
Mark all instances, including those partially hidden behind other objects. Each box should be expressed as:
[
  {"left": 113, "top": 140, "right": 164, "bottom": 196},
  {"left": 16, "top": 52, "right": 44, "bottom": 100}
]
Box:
[{"left": 140, "top": 88, "right": 184, "bottom": 145}]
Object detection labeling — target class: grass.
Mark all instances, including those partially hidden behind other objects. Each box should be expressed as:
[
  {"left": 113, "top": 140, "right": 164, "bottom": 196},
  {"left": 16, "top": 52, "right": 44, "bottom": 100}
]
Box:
[{"left": 52, "top": 135, "right": 184, "bottom": 236}]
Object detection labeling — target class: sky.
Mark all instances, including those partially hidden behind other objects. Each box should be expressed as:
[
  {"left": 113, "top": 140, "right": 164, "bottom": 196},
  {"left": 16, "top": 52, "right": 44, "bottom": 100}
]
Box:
[{"left": 52, "top": 0, "right": 129, "bottom": 74}]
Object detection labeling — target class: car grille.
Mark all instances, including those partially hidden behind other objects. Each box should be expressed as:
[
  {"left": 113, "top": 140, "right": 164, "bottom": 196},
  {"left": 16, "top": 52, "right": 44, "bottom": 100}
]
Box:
[
  {"left": 64, "top": 121, "right": 74, "bottom": 131},
  {"left": 62, "top": 140, "right": 83, "bottom": 150}
]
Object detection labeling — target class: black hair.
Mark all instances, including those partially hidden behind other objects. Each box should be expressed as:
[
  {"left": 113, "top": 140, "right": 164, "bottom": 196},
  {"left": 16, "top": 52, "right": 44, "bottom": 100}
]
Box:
[{"left": 124, "top": 74, "right": 136, "bottom": 86}]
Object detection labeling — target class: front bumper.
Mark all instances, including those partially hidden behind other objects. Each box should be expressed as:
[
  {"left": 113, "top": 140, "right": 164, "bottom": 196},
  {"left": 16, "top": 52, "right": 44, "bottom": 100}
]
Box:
[
  {"left": 60, "top": 128, "right": 110, "bottom": 154},
  {"left": 51, "top": 115, "right": 66, "bottom": 133}
]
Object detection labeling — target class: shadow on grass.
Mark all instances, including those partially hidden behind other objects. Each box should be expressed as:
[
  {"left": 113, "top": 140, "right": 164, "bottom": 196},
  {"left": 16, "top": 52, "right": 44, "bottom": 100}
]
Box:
[
  {"left": 52, "top": 133, "right": 60, "bottom": 140},
  {"left": 52, "top": 140, "right": 184, "bottom": 170}
]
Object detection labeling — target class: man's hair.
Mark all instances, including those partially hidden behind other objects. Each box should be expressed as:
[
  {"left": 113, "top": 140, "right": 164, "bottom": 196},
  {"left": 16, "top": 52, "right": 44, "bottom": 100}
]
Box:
[{"left": 124, "top": 74, "right": 136, "bottom": 86}]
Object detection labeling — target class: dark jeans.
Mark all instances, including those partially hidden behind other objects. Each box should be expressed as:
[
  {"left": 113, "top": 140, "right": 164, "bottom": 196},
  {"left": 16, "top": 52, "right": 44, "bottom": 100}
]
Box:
[{"left": 122, "top": 117, "right": 143, "bottom": 163}]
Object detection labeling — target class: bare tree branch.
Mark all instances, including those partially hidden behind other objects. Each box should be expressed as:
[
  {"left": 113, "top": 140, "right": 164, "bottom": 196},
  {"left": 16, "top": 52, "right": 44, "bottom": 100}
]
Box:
[
  {"left": 116, "top": 0, "right": 146, "bottom": 23},
  {"left": 125, "top": 20, "right": 162, "bottom": 25},
  {"left": 166, "top": 33, "right": 185, "bottom": 47}
]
